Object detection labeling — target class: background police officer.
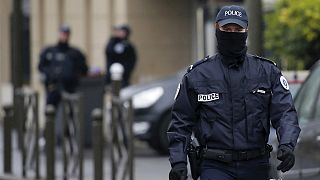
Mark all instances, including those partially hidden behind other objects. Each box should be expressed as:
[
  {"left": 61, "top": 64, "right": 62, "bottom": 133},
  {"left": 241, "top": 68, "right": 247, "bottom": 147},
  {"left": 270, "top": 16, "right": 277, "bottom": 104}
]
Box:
[
  {"left": 38, "top": 25, "right": 88, "bottom": 107},
  {"left": 105, "top": 24, "right": 137, "bottom": 87},
  {"left": 167, "top": 5, "right": 300, "bottom": 180}
]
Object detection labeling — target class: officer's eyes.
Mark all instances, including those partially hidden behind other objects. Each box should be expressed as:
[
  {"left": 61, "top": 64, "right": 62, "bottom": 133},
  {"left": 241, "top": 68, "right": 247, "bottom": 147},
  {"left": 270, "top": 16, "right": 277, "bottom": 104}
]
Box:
[
  {"left": 221, "top": 28, "right": 231, "bottom": 32},
  {"left": 221, "top": 27, "right": 245, "bottom": 33},
  {"left": 236, "top": 28, "right": 246, "bottom": 32}
]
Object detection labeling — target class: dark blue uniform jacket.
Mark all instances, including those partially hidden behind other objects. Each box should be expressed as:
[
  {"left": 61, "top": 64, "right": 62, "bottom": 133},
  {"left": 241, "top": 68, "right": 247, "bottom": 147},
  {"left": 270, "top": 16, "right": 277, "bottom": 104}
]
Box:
[
  {"left": 38, "top": 43, "right": 88, "bottom": 93},
  {"left": 167, "top": 54, "right": 301, "bottom": 165},
  {"left": 105, "top": 38, "right": 137, "bottom": 87}
]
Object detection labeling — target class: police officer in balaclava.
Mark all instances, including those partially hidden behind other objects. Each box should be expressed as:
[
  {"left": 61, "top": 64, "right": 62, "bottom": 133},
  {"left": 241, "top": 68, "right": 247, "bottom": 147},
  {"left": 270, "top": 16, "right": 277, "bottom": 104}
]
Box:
[
  {"left": 105, "top": 24, "right": 137, "bottom": 87},
  {"left": 167, "top": 5, "right": 300, "bottom": 180},
  {"left": 38, "top": 25, "right": 88, "bottom": 107}
]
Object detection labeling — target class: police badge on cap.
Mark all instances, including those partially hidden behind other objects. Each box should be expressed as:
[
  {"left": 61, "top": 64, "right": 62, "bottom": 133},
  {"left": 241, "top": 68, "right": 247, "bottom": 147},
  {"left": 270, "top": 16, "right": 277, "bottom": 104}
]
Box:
[{"left": 216, "top": 5, "right": 248, "bottom": 28}]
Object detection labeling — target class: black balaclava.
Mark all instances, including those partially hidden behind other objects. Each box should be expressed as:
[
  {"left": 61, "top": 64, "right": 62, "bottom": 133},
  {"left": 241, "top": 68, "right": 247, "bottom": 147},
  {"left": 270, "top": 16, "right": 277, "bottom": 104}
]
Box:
[
  {"left": 111, "top": 24, "right": 131, "bottom": 42},
  {"left": 216, "top": 28, "right": 247, "bottom": 66},
  {"left": 57, "top": 41, "right": 69, "bottom": 51},
  {"left": 110, "top": 37, "right": 122, "bottom": 43}
]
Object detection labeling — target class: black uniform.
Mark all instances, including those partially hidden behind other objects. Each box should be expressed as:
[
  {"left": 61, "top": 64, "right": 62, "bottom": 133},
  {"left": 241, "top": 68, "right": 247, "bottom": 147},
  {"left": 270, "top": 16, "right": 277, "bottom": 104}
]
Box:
[
  {"left": 105, "top": 37, "right": 136, "bottom": 87},
  {"left": 38, "top": 42, "right": 88, "bottom": 106},
  {"left": 167, "top": 54, "right": 300, "bottom": 178}
]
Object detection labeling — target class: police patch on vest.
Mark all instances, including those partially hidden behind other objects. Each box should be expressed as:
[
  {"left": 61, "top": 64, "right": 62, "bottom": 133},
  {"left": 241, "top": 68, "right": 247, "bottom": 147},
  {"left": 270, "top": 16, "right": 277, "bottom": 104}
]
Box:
[
  {"left": 198, "top": 93, "right": 219, "bottom": 102},
  {"left": 114, "top": 43, "right": 125, "bottom": 54},
  {"left": 280, "top": 76, "right": 289, "bottom": 90},
  {"left": 56, "top": 53, "right": 66, "bottom": 61},
  {"left": 46, "top": 52, "right": 53, "bottom": 60}
]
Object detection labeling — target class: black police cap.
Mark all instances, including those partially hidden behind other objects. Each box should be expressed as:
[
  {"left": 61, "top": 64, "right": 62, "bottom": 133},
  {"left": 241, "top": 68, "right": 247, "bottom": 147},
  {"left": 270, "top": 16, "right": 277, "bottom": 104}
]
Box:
[{"left": 216, "top": 5, "right": 248, "bottom": 28}]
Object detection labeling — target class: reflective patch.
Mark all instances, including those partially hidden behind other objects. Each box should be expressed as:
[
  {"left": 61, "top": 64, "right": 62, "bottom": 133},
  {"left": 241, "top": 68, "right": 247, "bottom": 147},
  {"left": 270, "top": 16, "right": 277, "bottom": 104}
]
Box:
[
  {"left": 257, "top": 89, "right": 266, "bottom": 94},
  {"left": 46, "top": 52, "right": 53, "bottom": 60},
  {"left": 56, "top": 53, "right": 65, "bottom": 61},
  {"left": 189, "top": 65, "right": 193, "bottom": 71},
  {"left": 114, "top": 43, "right": 125, "bottom": 54},
  {"left": 174, "top": 83, "right": 181, "bottom": 100},
  {"left": 280, "top": 76, "right": 289, "bottom": 90},
  {"left": 198, "top": 93, "right": 219, "bottom": 102}
]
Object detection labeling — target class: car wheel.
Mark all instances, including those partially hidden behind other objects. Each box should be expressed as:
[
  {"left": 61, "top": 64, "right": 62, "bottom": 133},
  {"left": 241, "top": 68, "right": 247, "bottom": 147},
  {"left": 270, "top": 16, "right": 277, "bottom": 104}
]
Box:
[{"left": 148, "top": 112, "right": 170, "bottom": 155}]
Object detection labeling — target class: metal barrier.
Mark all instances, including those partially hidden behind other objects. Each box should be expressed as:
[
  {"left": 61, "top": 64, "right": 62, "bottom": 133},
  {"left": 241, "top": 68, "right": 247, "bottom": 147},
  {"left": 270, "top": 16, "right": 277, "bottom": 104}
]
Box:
[
  {"left": 110, "top": 96, "right": 134, "bottom": 180},
  {"left": 1, "top": 87, "right": 41, "bottom": 179},
  {"left": 2, "top": 88, "right": 85, "bottom": 179},
  {"left": 92, "top": 64, "right": 134, "bottom": 180},
  {"left": 93, "top": 90, "right": 134, "bottom": 180},
  {"left": 62, "top": 92, "right": 84, "bottom": 180},
  {"left": 2, "top": 64, "right": 134, "bottom": 180},
  {"left": 44, "top": 92, "right": 84, "bottom": 180},
  {"left": 15, "top": 88, "right": 40, "bottom": 179}
]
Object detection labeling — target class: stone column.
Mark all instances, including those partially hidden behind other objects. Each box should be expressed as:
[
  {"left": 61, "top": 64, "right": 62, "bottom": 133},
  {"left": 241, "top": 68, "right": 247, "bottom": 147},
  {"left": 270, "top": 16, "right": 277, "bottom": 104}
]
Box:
[
  {"left": 0, "top": 0, "right": 11, "bottom": 84},
  {"left": 127, "top": 0, "right": 194, "bottom": 82},
  {"left": 0, "top": 0, "right": 12, "bottom": 111}
]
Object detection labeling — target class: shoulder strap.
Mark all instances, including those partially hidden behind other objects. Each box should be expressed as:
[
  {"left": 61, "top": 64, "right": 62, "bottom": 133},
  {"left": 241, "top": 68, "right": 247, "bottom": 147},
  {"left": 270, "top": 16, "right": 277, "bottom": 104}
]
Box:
[
  {"left": 252, "top": 55, "right": 277, "bottom": 66},
  {"left": 187, "top": 55, "right": 211, "bottom": 73}
]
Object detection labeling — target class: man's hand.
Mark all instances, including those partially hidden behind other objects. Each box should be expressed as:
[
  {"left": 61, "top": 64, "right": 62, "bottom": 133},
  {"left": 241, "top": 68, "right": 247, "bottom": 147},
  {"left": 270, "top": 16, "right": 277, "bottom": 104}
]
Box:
[
  {"left": 169, "top": 163, "right": 188, "bottom": 180},
  {"left": 277, "top": 144, "right": 295, "bottom": 172}
]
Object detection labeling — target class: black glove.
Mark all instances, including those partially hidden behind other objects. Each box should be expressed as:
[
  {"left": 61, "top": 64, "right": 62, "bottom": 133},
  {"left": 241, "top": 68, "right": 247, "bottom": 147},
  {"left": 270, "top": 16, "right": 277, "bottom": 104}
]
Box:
[
  {"left": 169, "top": 163, "right": 188, "bottom": 180},
  {"left": 277, "top": 144, "right": 295, "bottom": 172}
]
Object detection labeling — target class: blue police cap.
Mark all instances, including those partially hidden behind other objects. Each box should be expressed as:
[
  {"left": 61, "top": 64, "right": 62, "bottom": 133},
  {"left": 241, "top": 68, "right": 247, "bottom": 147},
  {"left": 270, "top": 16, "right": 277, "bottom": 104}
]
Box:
[
  {"left": 114, "top": 25, "right": 131, "bottom": 35},
  {"left": 216, "top": 5, "right": 248, "bottom": 28},
  {"left": 113, "top": 24, "right": 131, "bottom": 37},
  {"left": 59, "top": 24, "right": 71, "bottom": 34}
]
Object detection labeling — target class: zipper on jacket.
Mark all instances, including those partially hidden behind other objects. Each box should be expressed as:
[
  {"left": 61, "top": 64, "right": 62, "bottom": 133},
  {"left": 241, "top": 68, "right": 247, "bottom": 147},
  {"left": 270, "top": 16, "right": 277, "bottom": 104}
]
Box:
[
  {"left": 244, "top": 98, "right": 249, "bottom": 143},
  {"left": 226, "top": 67, "right": 235, "bottom": 149}
]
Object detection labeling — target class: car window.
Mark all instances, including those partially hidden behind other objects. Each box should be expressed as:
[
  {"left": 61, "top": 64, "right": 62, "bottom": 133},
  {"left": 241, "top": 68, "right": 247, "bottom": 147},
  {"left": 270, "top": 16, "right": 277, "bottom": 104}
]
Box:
[
  {"left": 294, "top": 66, "right": 320, "bottom": 124},
  {"left": 289, "top": 83, "right": 301, "bottom": 98},
  {"left": 314, "top": 90, "right": 320, "bottom": 120}
]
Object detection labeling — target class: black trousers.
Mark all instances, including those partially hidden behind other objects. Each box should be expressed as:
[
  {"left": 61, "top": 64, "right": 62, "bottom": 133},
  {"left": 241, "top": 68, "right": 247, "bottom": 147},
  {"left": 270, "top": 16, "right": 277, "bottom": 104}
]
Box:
[
  {"left": 46, "top": 88, "right": 61, "bottom": 107},
  {"left": 200, "top": 155, "right": 270, "bottom": 180}
]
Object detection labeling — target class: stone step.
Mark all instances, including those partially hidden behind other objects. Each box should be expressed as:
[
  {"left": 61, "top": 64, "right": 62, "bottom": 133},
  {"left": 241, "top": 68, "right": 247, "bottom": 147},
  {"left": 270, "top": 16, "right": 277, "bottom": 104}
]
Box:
[{"left": 0, "top": 174, "right": 34, "bottom": 180}]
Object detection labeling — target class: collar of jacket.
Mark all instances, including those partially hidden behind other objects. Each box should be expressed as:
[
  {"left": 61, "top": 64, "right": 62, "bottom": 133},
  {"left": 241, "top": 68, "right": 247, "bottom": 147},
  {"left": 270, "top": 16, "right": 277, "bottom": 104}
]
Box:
[{"left": 219, "top": 53, "right": 246, "bottom": 68}]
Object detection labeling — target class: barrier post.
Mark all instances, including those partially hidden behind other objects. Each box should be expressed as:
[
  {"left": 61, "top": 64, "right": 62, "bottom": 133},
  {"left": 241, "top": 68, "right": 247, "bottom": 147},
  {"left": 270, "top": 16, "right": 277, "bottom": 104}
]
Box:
[
  {"left": 62, "top": 99, "right": 68, "bottom": 180},
  {"left": 92, "top": 108, "right": 103, "bottom": 180},
  {"left": 34, "top": 93, "right": 40, "bottom": 179},
  {"left": 3, "top": 105, "right": 13, "bottom": 173},
  {"left": 16, "top": 92, "right": 26, "bottom": 177},
  {"left": 45, "top": 105, "right": 56, "bottom": 180},
  {"left": 128, "top": 99, "right": 134, "bottom": 180},
  {"left": 78, "top": 94, "right": 84, "bottom": 180},
  {"left": 110, "top": 63, "right": 124, "bottom": 180}
]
